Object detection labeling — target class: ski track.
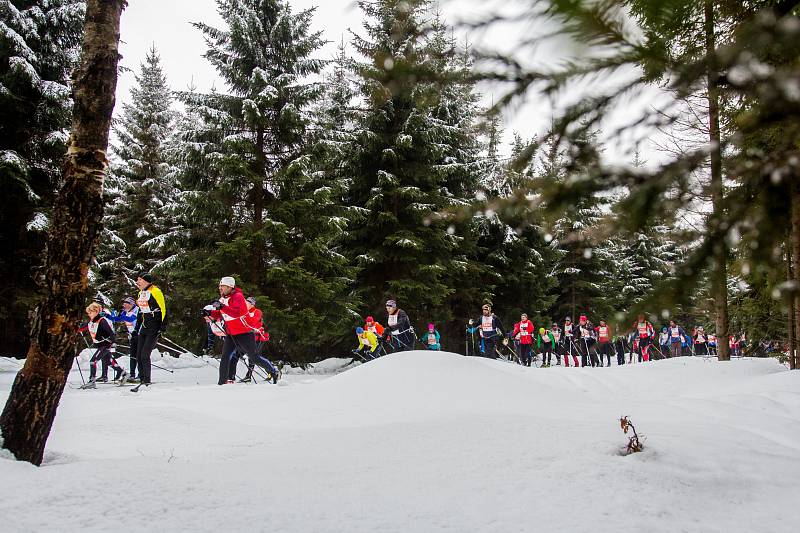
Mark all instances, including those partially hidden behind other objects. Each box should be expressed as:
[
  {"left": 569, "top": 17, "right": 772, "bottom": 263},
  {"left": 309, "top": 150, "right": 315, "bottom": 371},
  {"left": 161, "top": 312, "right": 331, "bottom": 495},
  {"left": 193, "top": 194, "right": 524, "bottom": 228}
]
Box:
[{"left": 1, "top": 352, "right": 799, "bottom": 532}]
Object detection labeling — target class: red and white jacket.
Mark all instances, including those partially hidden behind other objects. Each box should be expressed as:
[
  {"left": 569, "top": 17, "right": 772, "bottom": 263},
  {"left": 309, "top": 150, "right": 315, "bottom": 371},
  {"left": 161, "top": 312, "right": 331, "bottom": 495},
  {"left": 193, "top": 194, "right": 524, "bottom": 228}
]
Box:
[
  {"left": 595, "top": 324, "right": 611, "bottom": 343},
  {"left": 209, "top": 288, "right": 252, "bottom": 336},
  {"left": 634, "top": 321, "right": 654, "bottom": 339},
  {"left": 246, "top": 307, "right": 269, "bottom": 342},
  {"left": 513, "top": 320, "right": 535, "bottom": 345}
]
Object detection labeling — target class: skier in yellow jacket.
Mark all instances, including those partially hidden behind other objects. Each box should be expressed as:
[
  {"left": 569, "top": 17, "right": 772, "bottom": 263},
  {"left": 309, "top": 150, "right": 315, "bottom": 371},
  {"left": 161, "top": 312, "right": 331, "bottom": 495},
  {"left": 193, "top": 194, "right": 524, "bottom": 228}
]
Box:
[{"left": 354, "top": 327, "right": 379, "bottom": 361}]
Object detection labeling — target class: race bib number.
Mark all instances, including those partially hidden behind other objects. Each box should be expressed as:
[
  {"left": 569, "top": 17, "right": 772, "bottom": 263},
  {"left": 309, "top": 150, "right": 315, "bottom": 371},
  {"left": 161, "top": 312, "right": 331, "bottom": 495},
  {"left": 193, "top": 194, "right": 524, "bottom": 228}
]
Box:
[
  {"left": 137, "top": 290, "right": 151, "bottom": 313},
  {"left": 388, "top": 314, "right": 398, "bottom": 327},
  {"left": 481, "top": 316, "right": 493, "bottom": 331},
  {"left": 428, "top": 334, "right": 437, "bottom": 345}
]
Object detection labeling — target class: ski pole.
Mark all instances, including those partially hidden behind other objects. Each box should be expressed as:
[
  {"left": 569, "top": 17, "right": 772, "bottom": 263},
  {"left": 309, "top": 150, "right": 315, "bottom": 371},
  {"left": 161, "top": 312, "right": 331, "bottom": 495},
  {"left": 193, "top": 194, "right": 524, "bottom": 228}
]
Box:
[{"left": 158, "top": 336, "right": 194, "bottom": 355}]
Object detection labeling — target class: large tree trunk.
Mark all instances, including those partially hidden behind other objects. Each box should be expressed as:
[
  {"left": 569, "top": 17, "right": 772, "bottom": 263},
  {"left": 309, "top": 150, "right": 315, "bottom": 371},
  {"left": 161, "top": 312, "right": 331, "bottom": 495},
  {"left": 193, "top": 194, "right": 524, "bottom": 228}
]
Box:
[
  {"left": 704, "top": 0, "right": 730, "bottom": 361},
  {"left": 0, "top": 0, "right": 126, "bottom": 466}
]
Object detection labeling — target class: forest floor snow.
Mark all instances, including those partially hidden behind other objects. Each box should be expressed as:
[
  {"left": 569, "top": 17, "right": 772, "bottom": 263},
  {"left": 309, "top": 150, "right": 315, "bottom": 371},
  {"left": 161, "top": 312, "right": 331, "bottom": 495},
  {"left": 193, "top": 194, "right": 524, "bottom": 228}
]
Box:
[{"left": 1, "top": 351, "right": 799, "bottom": 532}]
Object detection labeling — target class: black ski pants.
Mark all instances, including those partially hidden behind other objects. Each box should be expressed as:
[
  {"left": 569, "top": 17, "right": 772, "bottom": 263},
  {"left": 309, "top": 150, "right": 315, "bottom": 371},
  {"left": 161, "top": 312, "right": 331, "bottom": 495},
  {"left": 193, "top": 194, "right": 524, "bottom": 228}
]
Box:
[
  {"left": 128, "top": 334, "right": 139, "bottom": 378},
  {"left": 136, "top": 332, "right": 159, "bottom": 385},
  {"left": 483, "top": 336, "right": 499, "bottom": 359},
  {"left": 219, "top": 333, "right": 277, "bottom": 385},
  {"left": 519, "top": 343, "right": 532, "bottom": 366},
  {"left": 597, "top": 341, "right": 611, "bottom": 366}
]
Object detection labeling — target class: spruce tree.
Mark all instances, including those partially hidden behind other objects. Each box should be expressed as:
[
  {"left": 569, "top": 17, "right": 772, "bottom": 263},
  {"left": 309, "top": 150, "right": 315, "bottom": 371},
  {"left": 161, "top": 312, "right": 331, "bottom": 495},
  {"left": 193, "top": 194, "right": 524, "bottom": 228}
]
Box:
[
  {"left": 347, "top": 0, "right": 485, "bottom": 345},
  {"left": 165, "top": 0, "right": 358, "bottom": 362},
  {"left": 95, "top": 45, "right": 177, "bottom": 301},
  {"left": 0, "top": 0, "right": 85, "bottom": 353}
]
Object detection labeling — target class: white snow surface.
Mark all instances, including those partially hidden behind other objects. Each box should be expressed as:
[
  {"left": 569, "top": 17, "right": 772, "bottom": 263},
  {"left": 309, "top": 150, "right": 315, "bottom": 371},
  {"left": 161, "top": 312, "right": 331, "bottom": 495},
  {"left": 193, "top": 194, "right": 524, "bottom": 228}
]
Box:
[{"left": 1, "top": 352, "right": 799, "bottom": 532}]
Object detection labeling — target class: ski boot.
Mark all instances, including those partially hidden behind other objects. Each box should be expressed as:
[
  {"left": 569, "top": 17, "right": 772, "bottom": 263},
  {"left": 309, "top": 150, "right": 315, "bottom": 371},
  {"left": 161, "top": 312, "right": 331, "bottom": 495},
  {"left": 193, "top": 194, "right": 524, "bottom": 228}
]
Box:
[
  {"left": 80, "top": 379, "right": 97, "bottom": 390},
  {"left": 96, "top": 376, "right": 108, "bottom": 383}
]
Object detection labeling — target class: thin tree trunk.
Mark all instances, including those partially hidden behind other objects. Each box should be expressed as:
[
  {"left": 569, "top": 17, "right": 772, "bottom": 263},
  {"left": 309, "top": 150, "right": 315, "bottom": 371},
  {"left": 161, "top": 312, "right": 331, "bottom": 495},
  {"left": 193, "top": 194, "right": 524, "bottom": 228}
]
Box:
[
  {"left": 705, "top": 0, "right": 729, "bottom": 361},
  {"left": 0, "top": 0, "right": 126, "bottom": 465},
  {"left": 787, "top": 245, "right": 797, "bottom": 370},
  {"left": 791, "top": 181, "right": 800, "bottom": 370},
  {"left": 250, "top": 125, "right": 266, "bottom": 286}
]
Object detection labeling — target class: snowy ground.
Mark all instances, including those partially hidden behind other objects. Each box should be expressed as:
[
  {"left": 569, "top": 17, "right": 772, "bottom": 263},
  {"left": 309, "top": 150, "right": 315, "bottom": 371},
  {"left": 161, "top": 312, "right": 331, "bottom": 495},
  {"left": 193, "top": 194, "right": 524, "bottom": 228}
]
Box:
[{"left": 1, "top": 351, "right": 798, "bottom": 532}]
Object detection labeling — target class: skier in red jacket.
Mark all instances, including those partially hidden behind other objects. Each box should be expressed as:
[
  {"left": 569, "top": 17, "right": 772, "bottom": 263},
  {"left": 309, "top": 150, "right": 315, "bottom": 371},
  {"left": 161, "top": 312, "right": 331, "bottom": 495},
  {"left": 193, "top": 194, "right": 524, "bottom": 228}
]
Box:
[
  {"left": 205, "top": 277, "right": 279, "bottom": 385},
  {"left": 512, "top": 313, "right": 535, "bottom": 366}
]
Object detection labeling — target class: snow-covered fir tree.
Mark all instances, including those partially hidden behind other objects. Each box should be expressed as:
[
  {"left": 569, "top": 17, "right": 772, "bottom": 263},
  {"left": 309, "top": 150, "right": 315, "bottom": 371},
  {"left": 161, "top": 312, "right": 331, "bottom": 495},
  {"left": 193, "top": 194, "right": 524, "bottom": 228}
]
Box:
[
  {"left": 0, "top": 0, "right": 85, "bottom": 351},
  {"left": 537, "top": 133, "right": 615, "bottom": 322},
  {"left": 95, "top": 45, "right": 177, "bottom": 301},
  {"left": 346, "top": 0, "right": 486, "bottom": 341},
  {"left": 166, "top": 0, "right": 358, "bottom": 361}
]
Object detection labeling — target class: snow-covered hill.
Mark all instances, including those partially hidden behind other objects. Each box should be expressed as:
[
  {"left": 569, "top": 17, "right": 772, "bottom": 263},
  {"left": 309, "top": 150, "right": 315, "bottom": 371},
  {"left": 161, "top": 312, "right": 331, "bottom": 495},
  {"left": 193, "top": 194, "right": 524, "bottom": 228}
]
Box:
[{"left": 1, "top": 352, "right": 798, "bottom": 532}]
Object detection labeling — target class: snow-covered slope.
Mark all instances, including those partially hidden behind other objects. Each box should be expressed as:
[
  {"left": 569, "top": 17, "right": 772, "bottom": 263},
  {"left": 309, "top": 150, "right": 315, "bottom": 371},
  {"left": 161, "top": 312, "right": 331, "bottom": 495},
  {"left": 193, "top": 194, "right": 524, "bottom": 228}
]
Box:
[{"left": 1, "top": 352, "right": 798, "bottom": 532}]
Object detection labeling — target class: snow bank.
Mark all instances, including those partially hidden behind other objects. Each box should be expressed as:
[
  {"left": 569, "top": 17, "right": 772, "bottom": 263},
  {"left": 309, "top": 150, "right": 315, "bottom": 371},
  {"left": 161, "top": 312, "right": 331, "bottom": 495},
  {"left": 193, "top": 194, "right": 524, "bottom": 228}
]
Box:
[{"left": 0, "top": 352, "right": 798, "bottom": 533}]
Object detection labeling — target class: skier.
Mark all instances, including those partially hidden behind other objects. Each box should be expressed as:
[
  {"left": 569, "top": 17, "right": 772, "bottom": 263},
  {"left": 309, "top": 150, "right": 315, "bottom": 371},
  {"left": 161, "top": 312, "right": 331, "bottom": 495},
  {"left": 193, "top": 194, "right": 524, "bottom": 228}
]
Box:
[
  {"left": 108, "top": 296, "right": 139, "bottom": 382},
  {"left": 512, "top": 313, "right": 535, "bottom": 366},
  {"left": 234, "top": 296, "right": 270, "bottom": 382},
  {"left": 364, "top": 316, "right": 385, "bottom": 337},
  {"left": 131, "top": 272, "right": 166, "bottom": 391},
  {"left": 613, "top": 331, "right": 627, "bottom": 366},
  {"left": 419, "top": 323, "right": 441, "bottom": 351},
  {"left": 206, "top": 277, "right": 279, "bottom": 385},
  {"left": 576, "top": 315, "right": 598, "bottom": 367},
  {"left": 466, "top": 320, "right": 481, "bottom": 356},
  {"left": 656, "top": 326, "right": 670, "bottom": 360},
  {"left": 595, "top": 319, "right": 613, "bottom": 367},
  {"left": 354, "top": 327, "right": 379, "bottom": 360},
  {"left": 537, "top": 327, "right": 556, "bottom": 367},
  {"left": 667, "top": 320, "right": 689, "bottom": 358},
  {"left": 83, "top": 302, "right": 126, "bottom": 388},
  {"left": 562, "top": 317, "right": 579, "bottom": 367},
  {"left": 693, "top": 326, "right": 708, "bottom": 355},
  {"left": 550, "top": 322, "right": 562, "bottom": 365},
  {"left": 632, "top": 314, "right": 655, "bottom": 362},
  {"left": 473, "top": 304, "right": 504, "bottom": 359},
  {"left": 381, "top": 299, "right": 414, "bottom": 352}
]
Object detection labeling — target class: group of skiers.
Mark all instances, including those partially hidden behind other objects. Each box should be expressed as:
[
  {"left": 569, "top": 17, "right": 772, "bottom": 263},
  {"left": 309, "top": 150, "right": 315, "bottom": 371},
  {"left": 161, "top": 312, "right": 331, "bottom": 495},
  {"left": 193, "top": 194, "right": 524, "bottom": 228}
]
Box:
[
  {"left": 201, "top": 276, "right": 280, "bottom": 385},
  {"left": 78, "top": 272, "right": 165, "bottom": 391},
  {"left": 464, "top": 305, "right": 743, "bottom": 367},
  {"left": 352, "top": 300, "right": 441, "bottom": 360}
]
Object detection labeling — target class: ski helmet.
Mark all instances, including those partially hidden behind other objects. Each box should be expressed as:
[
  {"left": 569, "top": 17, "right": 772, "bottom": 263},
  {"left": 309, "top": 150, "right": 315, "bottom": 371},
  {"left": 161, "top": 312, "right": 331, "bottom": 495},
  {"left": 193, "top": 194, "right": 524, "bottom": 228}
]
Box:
[
  {"left": 428, "top": 323, "right": 435, "bottom": 331},
  {"left": 366, "top": 316, "right": 374, "bottom": 323},
  {"left": 539, "top": 327, "right": 546, "bottom": 335},
  {"left": 356, "top": 327, "right": 365, "bottom": 334},
  {"left": 386, "top": 299, "right": 397, "bottom": 308}
]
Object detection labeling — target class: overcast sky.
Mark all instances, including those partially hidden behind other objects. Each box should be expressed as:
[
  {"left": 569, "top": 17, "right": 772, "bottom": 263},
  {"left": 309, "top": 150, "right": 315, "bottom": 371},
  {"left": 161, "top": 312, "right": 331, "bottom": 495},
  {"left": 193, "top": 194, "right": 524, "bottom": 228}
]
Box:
[{"left": 115, "top": 0, "right": 665, "bottom": 163}]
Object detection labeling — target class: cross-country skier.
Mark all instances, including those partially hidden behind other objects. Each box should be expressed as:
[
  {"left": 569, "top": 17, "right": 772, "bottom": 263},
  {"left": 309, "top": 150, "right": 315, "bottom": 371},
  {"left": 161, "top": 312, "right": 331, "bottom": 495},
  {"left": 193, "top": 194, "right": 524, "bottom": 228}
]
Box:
[
  {"left": 576, "top": 315, "right": 598, "bottom": 367},
  {"left": 667, "top": 320, "right": 689, "bottom": 358},
  {"left": 654, "top": 326, "right": 669, "bottom": 360},
  {"left": 537, "top": 327, "right": 556, "bottom": 367},
  {"left": 632, "top": 314, "right": 655, "bottom": 362},
  {"left": 420, "top": 323, "right": 441, "bottom": 350},
  {"left": 364, "top": 316, "right": 385, "bottom": 337},
  {"left": 550, "top": 322, "right": 562, "bottom": 365},
  {"left": 382, "top": 300, "right": 415, "bottom": 353},
  {"left": 562, "top": 317, "right": 579, "bottom": 367},
  {"left": 108, "top": 296, "right": 139, "bottom": 382},
  {"left": 206, "top": 277, "right": 279, "bottom": 385},
  {"left": 132, "top": 272, "right": 166, "bottom": 390},
  {"left": 693, "top": 326, "right": 708, "bottom": 355},
  {"left": 83, "top": 302, "right": 126, "bottom": 387},
  {"left": 513, "top": 313, "right": 535, "bottom": 366},
  {"left": 354, "top": 327, "right": 379, "bottom": 360},
  {"left": 595, "top": 319, "right": 613, "bottom": 366},
  {"left": 233, "top": 296, "right": 270, "bottom": 382},
  {"left": 466, "top": 320, "right": 481, "bottom": 356},
  {"left": 473, "top": 304, "right": 504, "bottom": 359}
]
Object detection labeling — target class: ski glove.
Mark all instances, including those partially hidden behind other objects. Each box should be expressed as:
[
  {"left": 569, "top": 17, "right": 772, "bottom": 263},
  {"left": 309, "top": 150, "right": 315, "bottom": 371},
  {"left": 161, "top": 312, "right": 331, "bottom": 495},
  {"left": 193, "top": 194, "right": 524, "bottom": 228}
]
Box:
[{"left": 212, "top": 300, "right": 223, "bottom": 310}]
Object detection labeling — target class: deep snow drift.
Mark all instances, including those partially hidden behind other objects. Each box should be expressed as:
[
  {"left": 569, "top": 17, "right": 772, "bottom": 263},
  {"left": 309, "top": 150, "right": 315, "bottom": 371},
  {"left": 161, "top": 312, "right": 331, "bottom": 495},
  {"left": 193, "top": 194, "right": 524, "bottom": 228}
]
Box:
[{"left": 1, "top": 352, "right": 798, "bottom": 532}]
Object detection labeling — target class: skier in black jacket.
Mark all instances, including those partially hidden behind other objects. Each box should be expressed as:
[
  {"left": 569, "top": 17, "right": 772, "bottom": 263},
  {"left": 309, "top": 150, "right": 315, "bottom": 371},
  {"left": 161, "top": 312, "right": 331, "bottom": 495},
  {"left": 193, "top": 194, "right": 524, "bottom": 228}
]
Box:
[
  {"left": 473, "top": 304, "right": 504, "bottom": 359},
  {"left": 382, "top": 299, "right": 414, "bottom": 352},
  {"left": 83, "top": 302, "right": 126, "bottom": 388}
]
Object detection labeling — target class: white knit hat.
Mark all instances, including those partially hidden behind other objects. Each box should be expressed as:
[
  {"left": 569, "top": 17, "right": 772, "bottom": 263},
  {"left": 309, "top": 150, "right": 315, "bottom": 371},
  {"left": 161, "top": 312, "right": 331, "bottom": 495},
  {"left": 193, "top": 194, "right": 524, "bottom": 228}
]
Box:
[{"left": 219, "top": 276, "right": 236, "bottom": 288}]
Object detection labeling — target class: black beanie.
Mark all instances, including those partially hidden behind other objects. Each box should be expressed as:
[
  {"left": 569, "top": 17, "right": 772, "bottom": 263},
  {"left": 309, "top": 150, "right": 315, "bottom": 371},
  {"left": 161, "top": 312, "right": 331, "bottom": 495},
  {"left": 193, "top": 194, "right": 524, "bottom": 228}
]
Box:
[{"left": 137, "top": 272, "right": 154, "bottom": 283}]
